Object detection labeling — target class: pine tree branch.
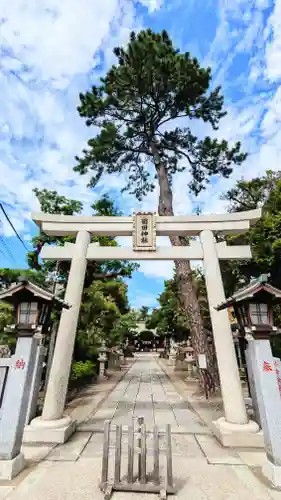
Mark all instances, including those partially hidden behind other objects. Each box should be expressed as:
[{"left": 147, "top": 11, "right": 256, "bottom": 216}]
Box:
[
  {"left": 156, "top": 130, "right": 195, "bottom": 166},
  {"left": 158, "top": 114, "right": 189, "bottom": 128}
]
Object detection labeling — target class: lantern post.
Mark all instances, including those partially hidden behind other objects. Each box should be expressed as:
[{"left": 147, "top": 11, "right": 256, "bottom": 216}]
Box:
[
  {"left": 0, "top": 278, "right": 68, "bottom": 479},
  {"left": 216, "top": 274, "right": 281, "bottom": 489}
]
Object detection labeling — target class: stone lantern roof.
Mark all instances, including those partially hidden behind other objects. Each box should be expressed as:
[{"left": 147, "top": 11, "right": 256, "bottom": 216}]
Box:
[
  {"left": 0, "top": 278, "right": 69, "bottom": 310},
  {"left": 215, "top": 274, "right": 281, "bottom": 311}
]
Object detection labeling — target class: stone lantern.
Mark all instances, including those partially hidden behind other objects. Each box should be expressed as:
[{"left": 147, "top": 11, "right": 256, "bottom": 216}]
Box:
[
  {"left": 168, "top": 339, "right": 178, "bottom": 366},
  {"left": 216, "top": 274, "right": 281, "bottom": 489},
  {"left": 216, "top": 274, "right": 278, "bottom": 338},
  {"left": 185, "top": 339, "right": 195, "bottom": 362},
  {"left": 183, "top": 339, "right": 196, "bottom": 379},
  {"left": 0, "top": 277, "right": 68, "bottom": 335},
  {"left": 0, "top": 278, "right": 68, "bottom": 479}
]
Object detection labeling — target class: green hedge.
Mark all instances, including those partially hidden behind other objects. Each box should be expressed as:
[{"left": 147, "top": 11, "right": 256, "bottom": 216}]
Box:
[{"left": 70, "top": 360, "right": 97, "bottom": 384}]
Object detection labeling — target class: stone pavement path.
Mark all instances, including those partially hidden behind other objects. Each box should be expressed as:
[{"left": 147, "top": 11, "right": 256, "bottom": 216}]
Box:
[
  {"left": 78, "top": 353, "right": 210, "bottom": 433},
  {"left": 2, "top": 354, "right": 281, "bottom": 500}
]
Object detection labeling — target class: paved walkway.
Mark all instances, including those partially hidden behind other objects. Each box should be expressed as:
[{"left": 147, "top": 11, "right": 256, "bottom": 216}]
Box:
[
  {"left": 2, "top": 354, "right": 281, "bottom": 500},
  {"left": 79, "top": 353, "right": 210, "bottom": 433}
]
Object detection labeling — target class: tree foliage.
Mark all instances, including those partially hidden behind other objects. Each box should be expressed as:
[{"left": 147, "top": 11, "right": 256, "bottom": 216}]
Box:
[
  {"left": 146, "top": 273, "right": 190, "bottom": 341},
  {"left": 0, "top": 268, "right": 47, "bottom": 290},
  {"left": 75, "top": 278, "right": 134, "bottom": 362},
  {"left": 0, "top": 189, "right": 138, "bottom": 386},
  {"left": 147, "top": 269, "right": 211, "bottom": 342},
  {"left": 28, "top": 189, "right": 138, "bottom": 286},
  {"left": 221, "top": 170, "right": 281, "bottom": 295},
  {"left": 75, "top": 29, "right": 245, "bottom": 200},
  {"left": 111, "top": 310, "right": 139, "bottom": 343},
  {"left": 221, "top": 170, "right": 281, "bottom": 358},
  {"left": 0, "top": 302, "right": 15, "bottom": 348},
  {"left": 138, "top": 306, "right": 149, "bottom": 321},
  {"left": 30, "top": 189, "right": 138, "bottom": 357}
]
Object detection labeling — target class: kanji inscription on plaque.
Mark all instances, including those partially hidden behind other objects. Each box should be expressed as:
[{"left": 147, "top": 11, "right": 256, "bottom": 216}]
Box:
[{"left": 133, "top": 212, "right": 156, "bottom": 251}]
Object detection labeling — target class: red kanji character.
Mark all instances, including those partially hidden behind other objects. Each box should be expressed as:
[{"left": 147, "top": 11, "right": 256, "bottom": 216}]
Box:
[
  {"left": 15, "top": 359, "right": 25, "bottom": 369},
  {"left": 263, "top": 361, "right": 273, "bottom": 372}
]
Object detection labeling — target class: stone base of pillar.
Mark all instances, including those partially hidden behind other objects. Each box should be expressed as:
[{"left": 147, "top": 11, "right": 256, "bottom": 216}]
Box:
[
  {"left": 0, "top": 453, "right": 25, "bottom": 480},
  {"left": 262, "top": 459, "right": 281, "bottom": 489},
  {"left": 212, "top": 416, "right": 263, "bottom": 448},
  {"left": 23, "top": 415, "right": 76, "bottom": 444}
]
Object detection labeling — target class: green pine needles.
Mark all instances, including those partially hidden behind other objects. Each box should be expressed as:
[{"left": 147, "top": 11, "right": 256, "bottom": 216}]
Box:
[{"left": 75, "top": 29, "right": 246, "bottom": 200}]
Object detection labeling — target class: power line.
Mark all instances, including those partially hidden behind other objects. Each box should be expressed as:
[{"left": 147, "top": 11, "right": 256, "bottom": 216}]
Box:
[
  {"left": 0, "top": 245, "right": 7, "bottom": 260},
  {"left": 0, "top": 235, "right": 16, "bottom": 264},
  {"left": 0, "top": 203, "right": 28, "bottom": 251}
]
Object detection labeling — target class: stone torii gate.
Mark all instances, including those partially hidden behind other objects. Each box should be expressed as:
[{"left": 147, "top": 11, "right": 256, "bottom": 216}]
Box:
[{"left": 24, "top": 209, "right": 261, "bottom": 446}]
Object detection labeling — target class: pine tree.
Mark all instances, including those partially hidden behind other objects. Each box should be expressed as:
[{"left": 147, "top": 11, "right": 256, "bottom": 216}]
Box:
[{"left": 74, "top": 29, "right": 246, "bottom": 382}]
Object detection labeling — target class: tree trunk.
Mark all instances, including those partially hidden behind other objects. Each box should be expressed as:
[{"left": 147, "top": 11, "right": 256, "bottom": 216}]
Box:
[{"left": 154, "top": 156, "right": 219, "bottom": 387}]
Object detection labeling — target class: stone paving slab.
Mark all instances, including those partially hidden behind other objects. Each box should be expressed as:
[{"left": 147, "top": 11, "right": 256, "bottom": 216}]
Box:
[
  {"left": 80, "top": 430, "right": 208, "bottom": 460},
  {"left": 64, "top": 362, "right": 135, "bottom": 425},
  {"left": 237, "top": 450, "right": 267, "bottom": 467},
  {"left": 46, "top": 432, "right": 91, "bottom": 462},
  {"left": 0, "top": 487, "right": 14, "bottom": 500},
  {"left": 79, "top": 420, "right": 110, "bottom": 432},
  {"left": 3, "top": 460, "right": 104, "bottom": 500},
  {"left": 3, "top": 453, "right": 278, "bottom": 500},
  {"left": 154, "top": 411, "right": 177, "bottom": 427},
  {"left": 21, "top": 444, "right": 55, "bottom": 462},
  {"left": 93, "top": 407, "right": 117, "bottom": 419},
  {"left": 196, "top": 435, "right": 243, "bottom": 465},
  {"left": 230, "top": 465, "right": 280, "bottom": 500}
]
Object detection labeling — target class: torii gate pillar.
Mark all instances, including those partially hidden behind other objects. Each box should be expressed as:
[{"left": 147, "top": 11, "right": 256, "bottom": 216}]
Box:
[
  {"left": 24, "top": 230, "right": 90, "bottom": 443},
  {"left": 200, "top": 230, "right": 259, "bottom": 445}
]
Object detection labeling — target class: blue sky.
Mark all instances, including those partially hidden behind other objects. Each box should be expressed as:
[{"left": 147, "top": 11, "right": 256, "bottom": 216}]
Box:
[{"left": 0, "top": 0, "right": 280, "bottom": 309}]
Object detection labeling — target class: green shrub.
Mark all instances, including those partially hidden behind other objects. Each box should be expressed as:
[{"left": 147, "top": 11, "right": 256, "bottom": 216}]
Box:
[
  {"left": 0, "top": 333, "right": 17, "bottom": 353},
  {"left": 70, "top": 360, "right": 97, "bottom": 382}
]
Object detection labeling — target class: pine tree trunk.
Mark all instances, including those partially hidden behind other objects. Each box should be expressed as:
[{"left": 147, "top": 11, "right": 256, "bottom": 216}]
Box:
[{"left": 153, "top": 155, "right": 219, "bottom": 387}]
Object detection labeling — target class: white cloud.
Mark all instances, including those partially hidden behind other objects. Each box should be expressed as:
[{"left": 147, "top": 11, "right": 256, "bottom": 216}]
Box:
[
  {"left": 138, "top": 0, "right": 163, "bottom": 12},
  {"left": 188, "top": 0, "right": 281, "bottom": 216},
  {"left": 130, "top": 291, "right": 159, "bottom": 309},
  {"left": 1, "top": 0, "right": 120, "bottom": 85},
  {"left": 138, "top": 261, "right": 174, "bottom": 279},
  {"left": 1, "top": 215, "right": 25, "bottom": 238},
  {"left": 0, "top": 0, "right": 147, "bottom": 235},
  {"left": 260, "top": 87, "right": 281, "bottom": 137},
  {"left": 265, "top": 0, "right": 281, "bottom": 81}
]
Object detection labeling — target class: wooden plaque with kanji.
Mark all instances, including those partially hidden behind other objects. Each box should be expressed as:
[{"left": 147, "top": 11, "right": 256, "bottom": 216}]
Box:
[{"left": 133, "top": 212, "right": 156, "bottom": 251}]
